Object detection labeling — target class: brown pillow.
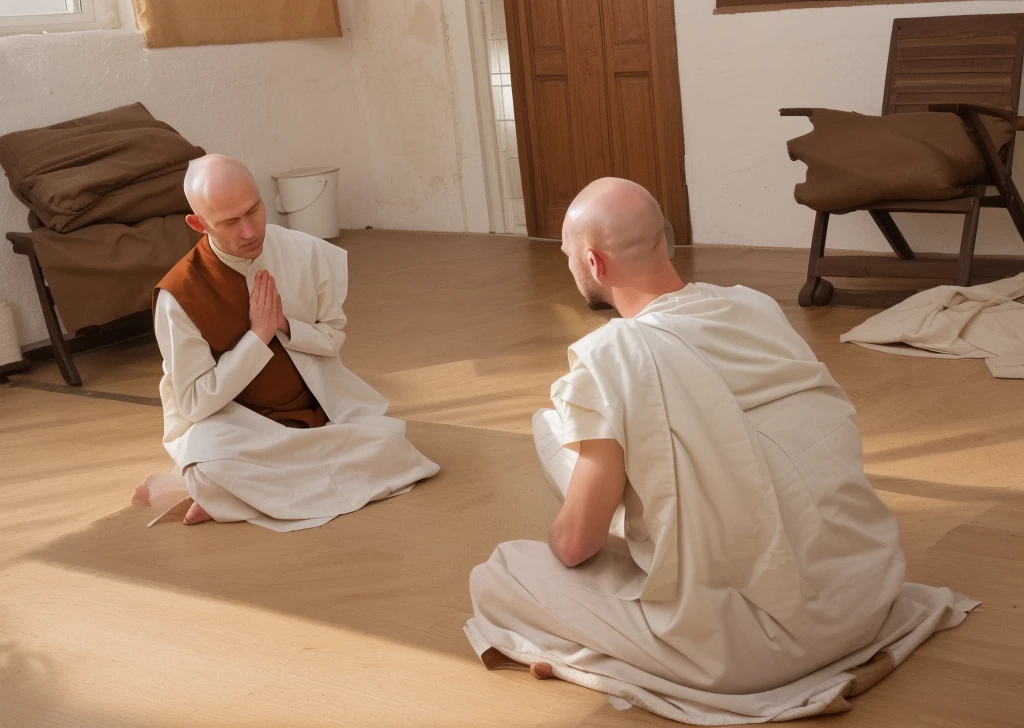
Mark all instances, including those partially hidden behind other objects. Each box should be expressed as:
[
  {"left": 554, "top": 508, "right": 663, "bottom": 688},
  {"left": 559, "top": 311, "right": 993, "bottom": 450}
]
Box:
[
  {"left": 787, "top": 109, "right": 1014, "bottom": 212},
  {"left": 0, "top": 102, "right": 203, "bottom": 231}
]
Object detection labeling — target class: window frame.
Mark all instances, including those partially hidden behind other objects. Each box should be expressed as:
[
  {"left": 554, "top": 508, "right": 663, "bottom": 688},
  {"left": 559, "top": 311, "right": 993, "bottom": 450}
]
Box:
[{"left": 0, "top": 0, "right": 118, "bottom": 37}]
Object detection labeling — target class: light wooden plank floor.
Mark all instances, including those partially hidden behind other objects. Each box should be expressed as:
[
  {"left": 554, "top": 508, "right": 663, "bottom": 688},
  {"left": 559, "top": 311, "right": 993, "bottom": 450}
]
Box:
[{"left": 1, "top": 230, "right": 1022, "bottom": 727}]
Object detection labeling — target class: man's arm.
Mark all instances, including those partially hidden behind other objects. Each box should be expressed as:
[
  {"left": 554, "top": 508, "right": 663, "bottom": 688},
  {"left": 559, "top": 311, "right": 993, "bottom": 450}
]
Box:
[
  {"left": 154, "top": 274, "right": 278, "bottom": 422},
  {"left": 548, "top": 438, "right": 627, "bottom": 567},
  {"left": 277, "top": 246, "right": 347, "bottom": 358}
]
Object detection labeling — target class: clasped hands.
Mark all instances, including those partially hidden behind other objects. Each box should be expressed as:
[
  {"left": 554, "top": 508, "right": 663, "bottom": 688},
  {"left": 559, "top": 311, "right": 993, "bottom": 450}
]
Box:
[{"left": 250, "top": 270, "right": 290, "bottom": 344}]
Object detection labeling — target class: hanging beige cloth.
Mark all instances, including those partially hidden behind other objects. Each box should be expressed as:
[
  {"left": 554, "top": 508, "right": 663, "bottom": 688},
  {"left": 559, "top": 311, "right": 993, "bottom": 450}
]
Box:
[
  {"left": 132, "top": 0, "right": 342, "bottom": 49},
  {"left": 841, "top": 274, "right": 1024, "bottom": 379}
]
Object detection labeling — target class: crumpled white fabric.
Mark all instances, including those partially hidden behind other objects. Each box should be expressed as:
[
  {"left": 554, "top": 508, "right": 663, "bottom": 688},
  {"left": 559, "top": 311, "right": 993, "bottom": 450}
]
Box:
[{"left": 841, "top": 273, "right": 1024, "bottom": 379}]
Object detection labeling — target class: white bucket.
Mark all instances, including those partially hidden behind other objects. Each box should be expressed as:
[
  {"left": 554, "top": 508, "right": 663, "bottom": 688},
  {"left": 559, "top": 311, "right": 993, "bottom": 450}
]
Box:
[{"left": 272, "top": 166, "right": 341, "bottom": 239}]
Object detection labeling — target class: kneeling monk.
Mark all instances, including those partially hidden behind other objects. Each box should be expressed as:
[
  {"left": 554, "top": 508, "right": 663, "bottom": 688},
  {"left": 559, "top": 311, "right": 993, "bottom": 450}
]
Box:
[
  {"left": 465, "top": 178, "right": 976, "bottom": 723},
  {"left": 139, "top": 154, "right": 439, "bottom": 531}
]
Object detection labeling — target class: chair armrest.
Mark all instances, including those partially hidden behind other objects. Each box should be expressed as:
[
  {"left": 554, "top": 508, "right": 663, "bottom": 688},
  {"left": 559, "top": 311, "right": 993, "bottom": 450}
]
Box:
[
  {"left": 6, "top": 231, "right": 35, "bottom": 256},
  {"left": 780, "top": 108, "right": 815, "bottom": 118},
  {"left": 928, "top": 103, "right": 1016, "bottom": 122}
]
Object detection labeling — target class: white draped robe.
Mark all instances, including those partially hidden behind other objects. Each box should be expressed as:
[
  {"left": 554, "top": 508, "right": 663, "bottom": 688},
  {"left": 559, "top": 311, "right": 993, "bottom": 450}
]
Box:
[
  {"left": 465, "top": 283, "right": 975, "bottom": 724},
  {"left": 153, "top": 224, "right": 439, "bottom": 532}
]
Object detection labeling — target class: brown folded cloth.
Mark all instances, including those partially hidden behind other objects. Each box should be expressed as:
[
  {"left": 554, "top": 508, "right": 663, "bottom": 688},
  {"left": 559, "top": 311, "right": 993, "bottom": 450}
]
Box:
[
  {"left": 787, "top": 109, "right": 1014, "bottom": 213},
  {"left": 31, "top": 215, "right": 202, "bottom": 333},
  {"left": 0, "top": 102, "right": 203, "bottom": 232}
]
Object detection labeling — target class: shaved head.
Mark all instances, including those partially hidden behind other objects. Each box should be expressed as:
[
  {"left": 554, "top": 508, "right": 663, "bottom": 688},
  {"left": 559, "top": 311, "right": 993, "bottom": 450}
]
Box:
[
  {"left": 184, "top": 154, "right": 260, "bottom": 218},
  {"left": 563, "top": 177, "right": 667, "bottom": 270},
  {"left": 560, "top": 178, "right": 679, "bottom": 314},
  {"left": 183, "top": 154, "right": 267, "bottom": 259}
]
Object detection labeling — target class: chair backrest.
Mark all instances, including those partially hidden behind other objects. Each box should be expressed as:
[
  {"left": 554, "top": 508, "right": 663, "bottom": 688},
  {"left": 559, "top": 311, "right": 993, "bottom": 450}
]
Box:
[
  {"left": 883, "top": 14, "right": 1024, "bottom": 114},
  {"left": 882, "top": 14, "right": 1024, "bottom": 167}
]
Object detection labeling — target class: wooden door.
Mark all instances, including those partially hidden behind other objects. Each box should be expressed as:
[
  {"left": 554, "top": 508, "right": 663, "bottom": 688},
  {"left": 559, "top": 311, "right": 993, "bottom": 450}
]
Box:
[{"left": 505, "top": 0, "right": 690, "bottom": 242}]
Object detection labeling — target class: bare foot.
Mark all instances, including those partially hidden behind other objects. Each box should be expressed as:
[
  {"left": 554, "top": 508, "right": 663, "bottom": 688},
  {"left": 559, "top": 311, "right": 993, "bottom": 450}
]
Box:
[
  {"left": 132, "top": 483, "right": 151, "bottom": 507},
  {"left": 183, "top": 501, "right": 213, "bottom": 525},
  {"left": 530, "top": 662, "right": 554, "bottom": 680}
]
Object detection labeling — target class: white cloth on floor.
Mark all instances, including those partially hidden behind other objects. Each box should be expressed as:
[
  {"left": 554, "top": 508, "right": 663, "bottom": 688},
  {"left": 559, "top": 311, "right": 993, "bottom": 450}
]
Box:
[
  {"left": 840, "top": 273, "right": 1024, "bottom": 379},
  {"left": 154, "top": 224, "right": 439, "bottom": 532},
  {"left": 465, "top": 283, "right": 976, "bottom": 725}
]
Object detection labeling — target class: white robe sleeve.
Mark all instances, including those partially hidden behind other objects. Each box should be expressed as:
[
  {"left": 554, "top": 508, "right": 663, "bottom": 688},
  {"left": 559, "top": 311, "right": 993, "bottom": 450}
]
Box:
[
  {"left": 278, "top": 245, "right": 347, "bottom": 358},
  {"left": 551, "top": 361, "right": 618, "bottom": 446},
  {"left": 154, "top": 289, "right": 274, "bottom": 422}
]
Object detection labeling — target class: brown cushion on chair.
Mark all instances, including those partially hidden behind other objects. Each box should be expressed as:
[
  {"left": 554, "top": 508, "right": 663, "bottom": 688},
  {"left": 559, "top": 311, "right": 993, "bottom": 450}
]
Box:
[
  {"left": 788, "top": 109, "right": 1014, "bottom": 213},
  {"left": 0, "top": 102, "right": 203, "bottom": 232}
]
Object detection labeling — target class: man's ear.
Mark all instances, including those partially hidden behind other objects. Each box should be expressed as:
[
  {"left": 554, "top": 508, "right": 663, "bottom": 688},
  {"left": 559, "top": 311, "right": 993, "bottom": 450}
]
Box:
[
  {"left": 185, "top": 214, "right": 207, "bottom": 234},
  {"left": 586, "top": 248, "right": 607, "bottom": 283}
]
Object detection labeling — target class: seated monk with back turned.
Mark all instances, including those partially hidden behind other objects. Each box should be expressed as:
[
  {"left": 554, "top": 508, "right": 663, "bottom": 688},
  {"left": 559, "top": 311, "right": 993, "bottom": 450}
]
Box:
[
  {"left": 136, "top": 154, "right": 438, "bottom": 531},
  {"left": 465, "top": 178, "right": 976, "bottom": 724}
]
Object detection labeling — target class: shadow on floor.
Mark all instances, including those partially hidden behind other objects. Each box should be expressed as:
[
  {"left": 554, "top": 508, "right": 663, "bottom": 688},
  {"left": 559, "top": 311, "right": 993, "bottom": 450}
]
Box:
[{"left": 23, "top": 421, "right": 557, "bottom": 664}]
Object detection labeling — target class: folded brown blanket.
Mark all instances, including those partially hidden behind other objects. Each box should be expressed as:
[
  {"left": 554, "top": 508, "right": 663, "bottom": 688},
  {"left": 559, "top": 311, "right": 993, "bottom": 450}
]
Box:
[
  {"left": 31, "top": 216, "right": 202, "bottom": 333},
  {"left": 787, "top": 109, "right": 1014, "bottom": 212},
  {"left": 0, "top": 102, "right": 203, "bottom": 232}
]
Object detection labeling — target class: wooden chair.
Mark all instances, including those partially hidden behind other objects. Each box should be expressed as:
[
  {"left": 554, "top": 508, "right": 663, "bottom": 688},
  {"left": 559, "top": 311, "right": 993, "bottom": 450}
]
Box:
[
  {"left": 782, "top": 14, "right": 1024, "bottom": 308},
  {"left": 6, "top": 231, "right": 152, "bottom": 387}
]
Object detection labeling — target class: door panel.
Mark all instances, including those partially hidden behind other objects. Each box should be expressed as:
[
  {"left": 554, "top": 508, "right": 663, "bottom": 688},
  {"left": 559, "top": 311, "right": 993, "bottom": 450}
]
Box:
[
  {"left": 534, "top": 79, "right": 577, "bottom": 235},
  {"left": 506, "top": 0, "right": 690, "bottom": 242}
]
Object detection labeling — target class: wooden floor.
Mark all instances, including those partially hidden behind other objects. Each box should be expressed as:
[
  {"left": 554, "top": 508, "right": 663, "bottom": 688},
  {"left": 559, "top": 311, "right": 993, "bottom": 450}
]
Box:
[{"left": 2, "top": 230, "right": 1023, "bottom": 727}]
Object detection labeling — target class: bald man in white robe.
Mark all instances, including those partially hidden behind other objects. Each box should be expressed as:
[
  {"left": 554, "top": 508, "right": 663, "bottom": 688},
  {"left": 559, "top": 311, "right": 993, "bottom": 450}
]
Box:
[
  {"left": 464, "top": 178, "right": 976, "bottom": 723},
  {"left": 136, "top": 155, "right": 438, "bottom": 531}
]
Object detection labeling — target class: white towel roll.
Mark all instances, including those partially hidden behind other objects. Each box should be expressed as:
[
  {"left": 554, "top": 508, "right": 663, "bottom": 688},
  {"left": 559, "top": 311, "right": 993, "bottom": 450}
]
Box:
[{"left": 0, "top": 301, "right": 22, "bottom": 367}]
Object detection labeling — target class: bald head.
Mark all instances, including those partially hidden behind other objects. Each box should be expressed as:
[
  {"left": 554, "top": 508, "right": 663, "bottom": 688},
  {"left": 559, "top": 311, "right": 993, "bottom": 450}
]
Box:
[
  {"left": 560, "top": 178, "right": 682, "bottom": 315},
  {"left": 184, "top": 154, "right": 260, "bottom": 218},
  {"left": 183, "top": 154, "right": 267, "bottom": 259},
  {"left": 562, "top": 177, "right": 667, "bottom": 271}
]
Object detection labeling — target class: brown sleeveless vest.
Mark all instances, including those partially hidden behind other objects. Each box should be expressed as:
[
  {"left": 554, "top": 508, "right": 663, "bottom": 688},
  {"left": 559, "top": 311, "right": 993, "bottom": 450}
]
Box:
[{"left": 154, "top": 236, "right": 327, "bottom": 428}]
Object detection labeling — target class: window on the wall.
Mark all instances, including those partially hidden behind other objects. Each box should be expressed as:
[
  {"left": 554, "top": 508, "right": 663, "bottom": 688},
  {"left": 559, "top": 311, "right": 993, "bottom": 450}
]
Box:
[
  {"left": 716, "top": 0, "right": 965, "bottom": 12},
  {"left": 1, "top": 0, "right": 77, "bottom": 13},
  {"left": 0, "top": 0, "right": 117, "bottom": 36}
]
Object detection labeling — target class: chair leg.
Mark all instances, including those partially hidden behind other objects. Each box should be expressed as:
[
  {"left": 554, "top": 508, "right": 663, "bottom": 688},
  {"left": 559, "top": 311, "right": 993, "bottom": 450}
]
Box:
[
  {"left": 956, "top": 196, "right": 983, "bottom": 287},
  {"left": 799, "top": 211, "right": 834, "bottom": 307},
  {"left": 869, "top": 211, "right": 915, "bottom": 260},
  {"left": 962, "top": 107, "right": 1024, "bottom": 241},
  {"left": 25, "top": 249, "right": 82, "bottom": 386}
]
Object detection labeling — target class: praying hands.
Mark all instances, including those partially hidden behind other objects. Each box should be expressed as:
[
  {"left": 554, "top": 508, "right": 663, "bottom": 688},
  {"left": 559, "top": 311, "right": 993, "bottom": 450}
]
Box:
[{"left": 250, "top": 269, "right": 289, "bottom": 343}]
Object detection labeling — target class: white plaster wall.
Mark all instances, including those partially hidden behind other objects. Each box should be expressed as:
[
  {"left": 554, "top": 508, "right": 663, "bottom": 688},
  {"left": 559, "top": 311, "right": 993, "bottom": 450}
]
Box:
[
  {"left": 341, "top": 0, "right": 489, "bottom": 233},
  {"left": 0, "top": 0, "right": 489, "bottom": 346},
  {"left": 675, "top": 0, "right": 1024, "bottom": 252}
]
